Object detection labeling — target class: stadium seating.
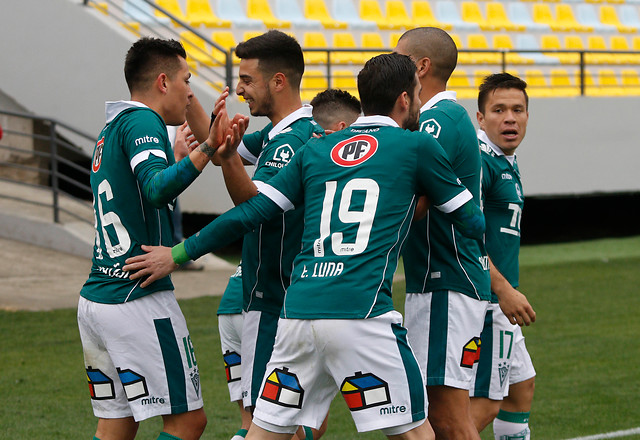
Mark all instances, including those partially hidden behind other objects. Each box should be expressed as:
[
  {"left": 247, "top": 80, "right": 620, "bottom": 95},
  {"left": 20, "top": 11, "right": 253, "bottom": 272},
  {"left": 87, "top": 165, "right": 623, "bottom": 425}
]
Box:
[
  {"left": 576, "top": 3, "right": 617, "bottom": 32},
  {"left": 304, "top": 0, "right": 347, "bottom": 29},
  {"left": 610, "top": 35, "right": 640, "bottom": 64},
  {"left": 332, "top": 32, "right": 365, "bottom": 64},
  {"left": 524, "top": 69, "right": 555, "bottom": 97},
  {"left": 448, "top": 70, "right": 477, "bottom": 99},
  {"left": 620, "top": 69, "right": 640, "bottom": 95},
  {"left": 330, "top": 0, "right": 377, "bottom": 30},
  {"left": 550, "top": 69, "right": 581, "bottom": 97},
  {"left": 493, "top": 34, "right": 535, "bottom": 65},
  {"left": 507, "top": 2, "right": 551, "bottom": 31},
  {"left": 155, "top": 0, "right": 187, "bottom": 26},
  {"left": 247, "top": 0, "right": 291, "bottom": 28},
  {"left": 361, "top": 32, "right": 387, "bottom": 59},
  {"left": 301, "top": 70, "right": 329, "bottom": 102},
  {"left": 473, "top": 69, "right": 493, "bottom": 88},
  {"left": 619, "top": 5, "right": 640, "bottom": 31},
  {"left": 596, "top": 69, "right": 625, "bottom": 96},
  {"left": 435, "top": 1, "right": 479, "bottom": 30},
  {"left": 599, "top": 5, "right": 637, "bottom": 33},
  {"left": 185, "top": 0, "right": 231, "bottom": 28},
  {"left": 216, "top": 0, "right": 262, "bottom": 28},
  {"left": 275, "top": 0, "right": 322, "bottom": 28},
  {"left": 389, "top": 32, "right": 403, "bottom": 48},
  {"left": 540, "top": 34, "right": 580, "bottom": 64},
  {"left": 516, "top": 33, "right": 561, "bottom": 65},
  {"left": 586, "top": 35, "right": 617, "bottom": 64},
  {"left": 532, "top": 4, "right": 564, "bottom": 31},
  {"left": 303, "top": 32, "right": 330, "bottom": 64},
  {"left": 385, "top": 0, "right": 415, "bottom": 29},
  {"left": 556, "top": 4, "right": 593, "bottom": 32},
  {"left": 124, "top": 0, "right": 170, "bottom": 25},
  {"left": 332, "top": 70, "right": 359, "bottom": 96},
  {"left": 461, "top": 2, "right": 495, "bottom": 31},
  {"left": 180, "top": 30, "right": 216, "bottom": 66},
  {"left": 486, "top": 2, "right": 525, "bottom": 32},
  {"left": 411, "top": 1, "right": 452, "bottom": 30},
  {"left": 467, "top": 34, "right": 502, "bottom": 64},
  {"left": 211, "top": 31, "right": 239, "bottom": 64},
  {"left": 359, "top": 0, "right": 403, "bottom": 30}
]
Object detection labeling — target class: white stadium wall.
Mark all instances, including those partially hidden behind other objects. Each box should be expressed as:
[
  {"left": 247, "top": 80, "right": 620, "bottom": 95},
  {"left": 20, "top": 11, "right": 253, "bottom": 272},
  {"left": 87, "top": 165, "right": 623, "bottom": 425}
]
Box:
[{"left": 1, "top": 0, "right": 638, "bottom": 216}]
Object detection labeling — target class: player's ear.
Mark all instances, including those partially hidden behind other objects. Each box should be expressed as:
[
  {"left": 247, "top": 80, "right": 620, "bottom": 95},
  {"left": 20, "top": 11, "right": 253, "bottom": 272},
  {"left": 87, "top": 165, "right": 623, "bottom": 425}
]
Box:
[
  {"left": 477, "top": 111, "right": 485, "bottom": 130},
  {"left": 416, "top": 56, "right": 431, "bottom": 78},
  {"left": 272, "top": 72, "right": 286, "bottom": 92},
  {"left": 155, "top": 73, "right": 169, "bottom": 95}
]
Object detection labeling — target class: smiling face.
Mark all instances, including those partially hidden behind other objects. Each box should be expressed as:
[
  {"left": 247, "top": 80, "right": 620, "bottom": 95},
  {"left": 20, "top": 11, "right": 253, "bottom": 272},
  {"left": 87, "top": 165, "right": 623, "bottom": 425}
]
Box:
[
  {"left": 163, "top": 56, "right": 193, "bottom": 126},
  {"left": 477, "top": 88, "right": 529, "bottom": 156},
  {"left": 236, "top": 58, "right": 274, "bottom": 118}
]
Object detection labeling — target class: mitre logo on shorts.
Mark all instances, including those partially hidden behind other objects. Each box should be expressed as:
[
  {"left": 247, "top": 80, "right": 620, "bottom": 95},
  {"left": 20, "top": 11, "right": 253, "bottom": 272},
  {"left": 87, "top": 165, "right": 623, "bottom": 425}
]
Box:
[
  {"left": 340, "top": 371, "right": 391, "bottom": 411},
  {"left": 223, "top": 350, "right": 241, "bottom": 383},
  {"left": 331, "top": 135, "right": 378, "bottom": 167},
  {"left": 460, "top": 337, "right": 482, "bottom": 368},
  {"left": 92, "top": 137, "right": 104, "bottom": 172},
  {"left": 86, "top": 367, "right": 116, "bottom": 400},
  {"left": 116, "top": 367, "right": 149, "bottom": 401},
  {"left": 260, "top": 367, "right": 304, "bottom": 409}
]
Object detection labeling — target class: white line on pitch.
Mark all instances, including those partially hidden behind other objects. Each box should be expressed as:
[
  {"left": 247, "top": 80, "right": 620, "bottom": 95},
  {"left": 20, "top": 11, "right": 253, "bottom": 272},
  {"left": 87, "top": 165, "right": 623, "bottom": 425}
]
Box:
[{"left": 564, "top": 427, "right": 640, "bottom": 440}]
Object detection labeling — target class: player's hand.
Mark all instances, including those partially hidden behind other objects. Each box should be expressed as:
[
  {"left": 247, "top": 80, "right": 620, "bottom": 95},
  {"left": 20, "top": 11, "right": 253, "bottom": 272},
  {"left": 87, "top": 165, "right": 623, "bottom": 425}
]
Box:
[
  {"left": 217, "top": 114, "right": 250, "bottom": 160},
  {"left": 498, "top": 287, "right": 536, "bottom": 326},
  {"left": 173, "top": 122, "right": 192, "bottom": 162},
  {"left": 123, "top": 245, "right": 178, "bottom": 288}
]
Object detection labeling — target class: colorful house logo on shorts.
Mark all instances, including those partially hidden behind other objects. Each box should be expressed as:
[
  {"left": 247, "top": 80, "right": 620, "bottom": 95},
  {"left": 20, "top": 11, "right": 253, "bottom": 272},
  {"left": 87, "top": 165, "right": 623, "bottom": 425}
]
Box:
[
  {"left": 460, "top": 337, "right": 482, "bottom": 368},
  {"left": 86, "top": 367, "right": 115, "bottom": 400},
  {"left": 260, "top": 367, "right": 304, "bottom": 409},
  {"left": 223, "top": 350, "right": 241, "bottom": 383},
  {"left": 340, "top": 371, "right": 391, "bottom": 411},
  {"left": 117, "top": 368, "right": 149, "bottom": 401}
]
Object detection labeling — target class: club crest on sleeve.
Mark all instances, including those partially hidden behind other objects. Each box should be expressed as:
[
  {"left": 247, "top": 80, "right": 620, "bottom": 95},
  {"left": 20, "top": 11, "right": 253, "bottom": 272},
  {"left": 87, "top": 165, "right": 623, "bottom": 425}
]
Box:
[
  {"left": 92, "top": 137, "right": 104, "bottom": 172},
  {"left": 460, "top": 337, "right": 482, "bottom": 368},
  {"left": 260, "top": 367, "right": 304, "bottom": 408},
  {"left": 421, "top": 119, "right": 441, "bottom": 138},
  {"left": 223, "top": 350, "right": 242, "bottom": 383},
  {"left": 86, "top": 367, "right": 115, "bottom": 400},
  {"left": 331, "top": 135, "right": 378, "bottom": 167},
  {"left": 340, "top": 371, "right": 391, "bottom": 411}
]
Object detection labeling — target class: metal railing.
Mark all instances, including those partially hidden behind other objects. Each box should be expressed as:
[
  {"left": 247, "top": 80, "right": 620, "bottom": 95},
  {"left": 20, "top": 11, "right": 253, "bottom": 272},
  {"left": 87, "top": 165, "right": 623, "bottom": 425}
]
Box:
[{"left": 0, "top": 110, "right": 93, "bottom": 225}]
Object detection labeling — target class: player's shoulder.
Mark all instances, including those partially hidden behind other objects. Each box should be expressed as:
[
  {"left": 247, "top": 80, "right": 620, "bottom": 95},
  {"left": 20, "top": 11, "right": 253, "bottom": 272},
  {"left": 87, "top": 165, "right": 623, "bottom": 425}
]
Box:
[{"left": 278, "top": 117, "right": 324, "bottom": 142}]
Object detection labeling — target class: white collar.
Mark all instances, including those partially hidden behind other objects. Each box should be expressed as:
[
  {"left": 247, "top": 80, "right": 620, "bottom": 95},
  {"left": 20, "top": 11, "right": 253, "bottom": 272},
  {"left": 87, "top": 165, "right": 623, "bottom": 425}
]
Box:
[
  {"left": 478, "top": 129, "right": 516, "bottom": 163},
  {"left": 268, "top": 105, "right": 313, "bottom": 140},
  {"left": 105, "top": 100, "right": 148, "bottom": 123},
  {"left": 420, "top": 90, "right": 457, "bottom": 113},
  {"left": 351, "top": 115, "right": 399, "bottom": 128}
]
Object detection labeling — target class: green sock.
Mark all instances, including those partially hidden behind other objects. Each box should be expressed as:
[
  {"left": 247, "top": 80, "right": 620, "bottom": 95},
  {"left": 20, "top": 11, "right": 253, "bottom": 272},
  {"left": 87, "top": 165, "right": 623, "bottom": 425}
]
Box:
[
  {"left": 494, "top": 410, "right": 530, "bottom": 440},
  {"left": 303, "top": 426, "right": 314, "bottom": 440},
  {"left": 231, "top": 428, "right": 248, "bottom": 439},
  {"left": 93, "top": 437, "right": 101, "bottom": 440},
  {"left": 157, "top": 432, "right": 183, "bottom": 440}
]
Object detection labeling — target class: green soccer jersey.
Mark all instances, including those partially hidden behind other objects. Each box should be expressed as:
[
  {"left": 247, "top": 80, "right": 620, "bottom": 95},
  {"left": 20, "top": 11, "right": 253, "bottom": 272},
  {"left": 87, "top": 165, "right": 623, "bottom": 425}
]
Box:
[
  {"left": 80, "top": 102, "right": 199, "bottom": 304},
  {"left": 236, "top": 105, "right": 324, "bottom": 315},
  {"left": 479, "top": 130, "right": 524, "bottom": 303},
  {"left": 217, "top": 264, "right": 243, "bottom": 315},
  {"left": 402, "top": 92, "right": 491, "bottom": 301},
  {"left": 253, "top": 116, "right": 474, "bottom": 319}
]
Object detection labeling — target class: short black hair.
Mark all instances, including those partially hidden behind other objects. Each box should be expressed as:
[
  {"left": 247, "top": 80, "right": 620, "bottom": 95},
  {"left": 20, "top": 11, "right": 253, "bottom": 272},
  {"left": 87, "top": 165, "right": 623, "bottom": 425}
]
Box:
[
  {"left": 124, "top": 37, "right": 186, "bottom": 93},
  {"left": 478, "top": 72, "right": 529, "bottom": 113},
  {"left": 235, "top": 30, "right": 304, "bottom": 90},
  {"left": 311, "top": 89, "right": 361, "bottom": 130},
  {"left": 397, "top": 27, "right": 457, "bottom": 83},
  {"left": 357, "top": 53, "right": 417, "bottom": 116}
]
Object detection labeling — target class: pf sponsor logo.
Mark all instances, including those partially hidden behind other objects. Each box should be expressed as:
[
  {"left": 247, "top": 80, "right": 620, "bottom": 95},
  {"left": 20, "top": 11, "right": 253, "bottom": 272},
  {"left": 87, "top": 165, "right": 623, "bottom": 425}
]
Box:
[
  {"left": 331, "top": 135, "right": 378, "bottom": 167},
  {"left": 92, "top": 137, "right": 104, "bottom": 172}
]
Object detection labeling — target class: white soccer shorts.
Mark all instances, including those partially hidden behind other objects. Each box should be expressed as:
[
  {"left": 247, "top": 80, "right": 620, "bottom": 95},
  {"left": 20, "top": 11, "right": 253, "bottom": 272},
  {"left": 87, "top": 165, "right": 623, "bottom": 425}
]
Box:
[
  {"left": 78, "top": 291, "right": 203, "bottom": 421},
  {"left": 218, "top": 313, "right": 244, "bottom": 402},
  {"left": 252, "top": 311, "right": 427, "bottom": 433},
  {"left": 405, "top": 290, "right": 489, "bottom": 390}
]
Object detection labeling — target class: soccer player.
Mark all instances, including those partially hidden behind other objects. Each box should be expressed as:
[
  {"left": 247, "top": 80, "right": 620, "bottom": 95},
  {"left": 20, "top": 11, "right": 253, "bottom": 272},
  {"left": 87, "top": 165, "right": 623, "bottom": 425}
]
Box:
[
  {"left": 215, "top": 89, "right": 359, "bottom": 440},
  {"left": 469, "top": 73, "right": 536, "bottom": 440},
  {"left": 394, "top": 27, "right": 491, "bottom": 440},
  {"left": 77, "top": 37, "right": 246, "bottom": 440},
  {"left": 310, "top": 88, "right": 362, "bottom": 132},
  {"left": 124, "top": 52, "right": 486, "bottom": 440}
]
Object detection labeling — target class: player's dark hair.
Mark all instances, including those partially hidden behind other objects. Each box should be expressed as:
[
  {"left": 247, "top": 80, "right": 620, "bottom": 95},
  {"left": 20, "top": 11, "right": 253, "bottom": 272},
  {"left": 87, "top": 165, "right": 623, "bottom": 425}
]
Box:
[
  {"left": 357, "top": 53, "right": 417, "bottom": 116},
  {"left": 124, "top": 37, "right": 186, "bottom": 93},
  {"left": 397, "top": 27, "right": 457, "bottom": 83},
  {"left": 236, "top": 30, "right": 304, "bottom": 90},
  {"left": 478, "top": 72, "right": 529, "bottom": 113},
  {"left": 311, "top": 89, "right": 361, "bottom": 129}
]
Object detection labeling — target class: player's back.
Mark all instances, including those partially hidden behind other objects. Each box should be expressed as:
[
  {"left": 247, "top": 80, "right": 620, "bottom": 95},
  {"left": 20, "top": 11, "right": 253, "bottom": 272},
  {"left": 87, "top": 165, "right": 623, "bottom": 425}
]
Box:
[
  {"left": 403, "top": 98, "right": 490, "bottom": 301},
  {"left": 81, "top": 107, "right": 175, "bottom": 303},
  {"left": 274, "top": 117, "right": 470, "bottom": 319}
]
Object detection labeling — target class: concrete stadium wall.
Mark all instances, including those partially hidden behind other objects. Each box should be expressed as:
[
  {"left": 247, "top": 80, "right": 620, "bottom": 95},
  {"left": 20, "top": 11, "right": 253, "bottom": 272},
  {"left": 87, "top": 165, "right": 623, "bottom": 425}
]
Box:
[{"left": 1, "top": 0, "right": 638, "bottom": 215}]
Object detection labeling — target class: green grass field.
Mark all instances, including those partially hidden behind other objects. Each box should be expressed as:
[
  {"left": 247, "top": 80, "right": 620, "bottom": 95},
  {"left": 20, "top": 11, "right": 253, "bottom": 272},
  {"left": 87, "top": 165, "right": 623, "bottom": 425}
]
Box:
[{"left": 2, "top": 236, "right": 640, "bottom": 439}]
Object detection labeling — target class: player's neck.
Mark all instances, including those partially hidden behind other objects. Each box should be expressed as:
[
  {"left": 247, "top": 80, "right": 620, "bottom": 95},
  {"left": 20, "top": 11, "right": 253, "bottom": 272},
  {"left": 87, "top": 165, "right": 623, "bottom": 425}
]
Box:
[
  {"left": 269, "top": 95, "right": 303, "bottom": 127},
  {"left": 419, "top": 81, "right": 446, "bottom": 107}
]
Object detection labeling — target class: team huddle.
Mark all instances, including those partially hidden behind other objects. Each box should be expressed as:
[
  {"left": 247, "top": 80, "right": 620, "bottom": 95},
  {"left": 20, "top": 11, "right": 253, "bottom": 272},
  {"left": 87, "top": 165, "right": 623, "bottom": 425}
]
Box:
[{"left": 80, "top": 28, "right": 536, "bottom": 440}]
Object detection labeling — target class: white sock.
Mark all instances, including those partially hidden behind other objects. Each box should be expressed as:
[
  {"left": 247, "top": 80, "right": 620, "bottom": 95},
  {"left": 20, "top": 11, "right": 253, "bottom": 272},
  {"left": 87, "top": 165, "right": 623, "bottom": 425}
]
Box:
[{"left": 493, "top": 410, "right": 530, "bottom": 440}]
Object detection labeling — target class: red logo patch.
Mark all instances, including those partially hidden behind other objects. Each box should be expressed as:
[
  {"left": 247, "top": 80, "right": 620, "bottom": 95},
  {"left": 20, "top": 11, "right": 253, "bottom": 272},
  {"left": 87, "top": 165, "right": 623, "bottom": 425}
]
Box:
[
  {"left": 92, "top": 137, "right": 104, "bottom": 173},
  {"left": 331, "top": 135, "right": 378, "bottom": 167}
]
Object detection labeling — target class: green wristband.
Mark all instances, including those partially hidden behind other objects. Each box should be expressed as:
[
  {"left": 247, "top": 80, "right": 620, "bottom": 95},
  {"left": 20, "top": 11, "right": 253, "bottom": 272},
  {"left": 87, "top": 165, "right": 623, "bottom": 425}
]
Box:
[{"left": 171, "top": 242, "right": 191, "bottom": 265}]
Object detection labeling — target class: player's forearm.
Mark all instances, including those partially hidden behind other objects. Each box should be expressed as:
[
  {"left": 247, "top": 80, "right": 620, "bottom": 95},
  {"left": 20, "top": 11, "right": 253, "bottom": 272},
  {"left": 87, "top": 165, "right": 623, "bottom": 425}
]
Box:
[
  {"left": 141, "top": 155, "right": 200, "bottom": 208},
  {"left": 186, "top": 95, "right": 212, "bottom": 144},
  {"left": 173, "top": 193, "right": 283, "bottom": 263},
  {"left": 220, "top": 154, "right": 258, "bottom": 206},
  {"left": 488, "top": 257, "right": 514, "bottom": 298},
  {"left": 450, "top": 200, "right": 485, "bottom": 240}
]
